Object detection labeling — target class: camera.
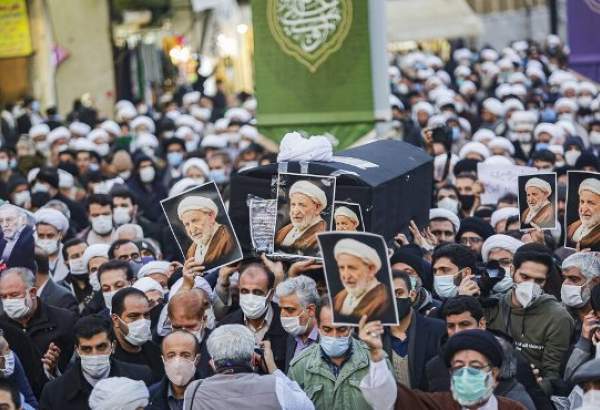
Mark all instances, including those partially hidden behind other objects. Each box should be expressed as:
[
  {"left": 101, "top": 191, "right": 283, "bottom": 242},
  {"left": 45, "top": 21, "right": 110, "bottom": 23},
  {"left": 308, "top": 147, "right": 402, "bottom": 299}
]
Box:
[{"left": 474, "top": 260, "right": 506, "bottom": 297}]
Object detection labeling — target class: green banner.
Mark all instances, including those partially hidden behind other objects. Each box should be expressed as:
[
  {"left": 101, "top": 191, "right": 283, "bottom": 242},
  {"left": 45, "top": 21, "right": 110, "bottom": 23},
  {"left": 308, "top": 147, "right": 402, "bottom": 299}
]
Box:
[{"left": 252, "top": 0, "right": 375, "bottom": 149}]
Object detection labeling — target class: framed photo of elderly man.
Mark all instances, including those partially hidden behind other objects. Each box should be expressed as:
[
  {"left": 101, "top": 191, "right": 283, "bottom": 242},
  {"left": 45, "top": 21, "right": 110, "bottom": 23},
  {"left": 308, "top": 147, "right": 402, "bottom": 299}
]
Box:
[
  {"left": 517, "top": 173, "right": 557, "bottom": 231},
  {"left": 160, "top": 181, "right": 243, "bottom": 271},
  {"left": 333, "top": 201, "right": 365, "bottom": 232},
  {"left": 317, "top": 232, "right": 398, "bottom": 326},
  {"left": 565, "top": 171, "right": 600, "bottom": 251},
  {"left": 272, "top": 172, "right": 336, "bottom": 259}
]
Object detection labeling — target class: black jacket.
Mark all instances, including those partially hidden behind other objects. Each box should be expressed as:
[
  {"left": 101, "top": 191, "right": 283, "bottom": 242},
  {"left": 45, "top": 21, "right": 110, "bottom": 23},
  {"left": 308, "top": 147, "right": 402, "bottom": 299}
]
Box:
[
  {"left": 39, "top": 278, "right": 79, "bottom": 315},
  {"left": 382, "top": 310, "right": 445, "bottom": 390},
  {"left": 53, "top": 193, "right": 88, "bottom": 233},
  {"left": 3, "top": 299, "right": 77, "bottom": 371},
  {"left": 113, "top": 340, "right": 164, "bottom": 383},
  {"left": 0, "top": 225, "right": 35, "bottom": 271},
  {"left": 39, "top": 359, "right": 153, "bottom": 410},
  {"left": 147, "top": 376, "right": 171, "bottom": 410},
  {"left": 218, "top": 302, "right": 288, "bottom": 371}
]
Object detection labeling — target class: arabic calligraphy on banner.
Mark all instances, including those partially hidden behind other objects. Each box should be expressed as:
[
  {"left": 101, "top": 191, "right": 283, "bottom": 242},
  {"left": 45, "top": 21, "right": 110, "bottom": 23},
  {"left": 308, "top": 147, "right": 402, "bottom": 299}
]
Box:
[
  {"left": 267, "top": 0, "right": 352, "bottom": 73},
  {"left": 0, "top": 0, "right": 32, "bottom": 58}
]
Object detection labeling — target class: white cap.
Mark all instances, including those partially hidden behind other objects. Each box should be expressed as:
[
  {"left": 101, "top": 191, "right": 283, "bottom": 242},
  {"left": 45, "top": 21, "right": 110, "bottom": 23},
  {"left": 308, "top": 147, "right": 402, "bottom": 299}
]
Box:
[
  {"left": 214, "top": 118, "right": 230, "bottom": 132},
  {"left": 554, "top": 97, "right": 578, "bottom": 112},
  {"left": 182, "top": 91, "right": 201, "bottom": 107},
  {"left": 579, "top": 178, "right": 600, "bottom": 196},
  {"left": 412, "top": 101, "right": 434, "bottom": 117},
  {"left": 503, "top": 98, "right": 525, "bottom": 112},
  {"left": 201, "top": 134, "right": 227, "bottom": 149},
  {"left": 472, "top": 129, "right": 496, "bottom": 144},
  {"left": 87, "top": 129, "right": 109, "bottom": 144},
  {"left": 480, "top": 48, "right": 499, "bottom": 62},
  {"left": 334, "top": 206, "right": 359, "bottom": 223},
  {"left": 182, "top": 158, "right": 210, "bottom": 178},
  {"left": 137, "top": 261, "right": 171, "bottom": 279},
  {"left": 289, "top": 180, "right": 327, "bottom": 209},
  {"left": 34, "top": 208, "right": 69, "bottom": 235},
  {"left": 70, "top": 138, "right": 97, "bottom": 153},
  {"left": 100, "top": 120, "right": 121, "bottom": 137},
  {"left": 459, "top": 141, "right": 491, "bottom": 160},
  {"left": 490, "top": 207, "right": 519, "bottom": 229},
  {"left": 168, "top": 178, "right": 200, "bottom": 197},
  {"left": 130, "top": 116, "right": 155, "bottom": 133},
  {"left": 239, "top": 125, "right": 259, "bottom": 141},
  {"left": 488, "top": 137, "right": 515, "bottom": 155},
  {"left": 133, "top": 132, "right": 158, "bottom": 149},
  {"left": 29, "top": 124, "right": 50, "bottom": 139},
  {"left": 430, "top": 208, "right": 460, "bottom": 232},
  {"left": 482, "top": 98, "right": 505, "bottom": 117},
  {"left": 481, "top": 234, "right": 524, "bottom": 262},
  {"left": 83, "top": 244, "right": 110, "bottom": 268},
  {"left": 534, "top": 123, "right": 561, "bottom": 141},
  {"left": 334, "top": 238, "right": 382, "bottom": 271},
  {"left": 190, "top": 106, "right": 212, "bottom": 122},
  {"left": 525, "top": 177, "right": 552, "bottom": 194},
  {"left": 224, "top": 108, "right": 252, "bottom": 123},
  {"left": 47, "top": 126, "right": 70, "bottom": 146},
  {"left": 89, "top": 377, "right": 149, "bottom": 410},
  {"left": 133, "top": 277, "right": 164, "bottom": 296},
  {"left": 177, "top": 195, "right": 218, "bottom": 219}
]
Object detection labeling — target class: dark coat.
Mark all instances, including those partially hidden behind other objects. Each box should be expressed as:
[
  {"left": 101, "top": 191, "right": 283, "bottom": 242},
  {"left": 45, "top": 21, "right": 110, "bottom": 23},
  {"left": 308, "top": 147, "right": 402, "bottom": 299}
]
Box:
[
  {"left": 113, "top": 340, "right": 164, "bottom": 384},
  {"left": 54, "top": 193, "right": 88, "bottom": 233},
  {"left": 218, "top": 302, "right": 288, "bottom": 371},
  {"left": 39, "top": 278, "right": 79, "bottom": 315},
  {"left": 0, "top": 225, "right": 35, "bottom": 271},
  {"left": 126, "top": 176, "right": 167, "bottom": 222},
  {"left": 383, "top": 310, "right": 445, "bottom": 390},
  {"left": 39, "top": 359, "right": 153, "bottom": 410},
  {"left": 147, "top": 377, "right": 171, "bottom": 410},
  {"left": 3, "top": 299, "right": 77, "bottom": 371}
]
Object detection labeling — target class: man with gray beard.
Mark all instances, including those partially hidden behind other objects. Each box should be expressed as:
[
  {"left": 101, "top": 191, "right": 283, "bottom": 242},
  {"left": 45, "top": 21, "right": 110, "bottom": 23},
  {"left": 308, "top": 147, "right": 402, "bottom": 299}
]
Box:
[{"left": 567, "top": 178, "right": 600, "bottom": 250}]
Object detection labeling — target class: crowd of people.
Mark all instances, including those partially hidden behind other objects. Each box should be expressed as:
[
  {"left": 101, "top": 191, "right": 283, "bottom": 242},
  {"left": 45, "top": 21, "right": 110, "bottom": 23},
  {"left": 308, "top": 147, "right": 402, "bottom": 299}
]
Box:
[{"left": 0, "top": 33, "right": 597, "bottom": 410}]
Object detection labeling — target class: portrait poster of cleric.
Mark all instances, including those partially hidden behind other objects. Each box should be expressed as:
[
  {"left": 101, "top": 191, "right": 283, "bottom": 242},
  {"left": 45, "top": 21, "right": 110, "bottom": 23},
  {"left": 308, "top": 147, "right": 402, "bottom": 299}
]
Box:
[
  {"left": 517, "top": 173, "right": 557, "bottom": 231},
  {"left": 317, "top": 232, "right": 398, "bottom": 326},
  {"left": 273, "top": 172, "right": 336, "bottom": 258},
  {"left": 333, "top": 201, "right": 365, "bottom": 232},
  {"left": 565, "top": 171, "right": 600, "bottom": 251},
  {"left": 160, "top": 181, "right": 243, "bottom": 271}
]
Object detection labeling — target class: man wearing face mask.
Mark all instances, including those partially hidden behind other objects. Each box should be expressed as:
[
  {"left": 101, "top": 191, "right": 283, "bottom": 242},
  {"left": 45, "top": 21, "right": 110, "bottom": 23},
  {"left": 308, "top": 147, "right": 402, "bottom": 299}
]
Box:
[
  {"left": 147, "top": 330, "right": 199, "bottom": 410},
  {"left": 59, "top": 238, "right": 97, "bottom": 313},
  {"left": 126, "top": 156, "right": 167, "bottom": 223},
  {"left": 219, "top": 263, "right": 288, "bottom": 372},
  {"left": 207, "top": 151, "right": 232, "bottom": 186},
  {"left": 382, "top": 271, "right": 445, "bottom": 390},
  {"left": 79, "top": 194, "right": 117, "bottom": 245},
  {"left": 34, "top": 246, "right": 78, "bottom": 314},
  {"left": 432, "top": 244, "right": 478, "bottom": 300},
  {"left": 98, "top": 260, "right": 134, "bottom": 313},
  {"left": 288, "top": 296, "right": 396, "bottom": 410},
  {"left": 0, "top": 330, "right": 38, "bottom": 409},
  {"left": 275, "top": 276, "right": 320, "bottom": 371},
  {"left": 570, "top": 356, "right": 600, "bottom": 410},
  {"left": 481, "top": 235, "right": 525, "bottom": 296},
  {"left": 39, "top": 315, "right": 153, "bottom": 410},
  {"left": 483, "top": 248, "right": 574, "bottom": 395},
  {"left": 110, "top": 288, "right": 163, "bottom": 383},
  {"left": 0, "top": 267, "right": 77, "bottom": 373},
  {"left": 34, "top": 207, "right": 70, "bottom": 282},
  {"left": 560, "top": 252, "right": 600, "bottom": 330},
  {"left": 111, "top": 189, "right": 158, "bottom": 241}
]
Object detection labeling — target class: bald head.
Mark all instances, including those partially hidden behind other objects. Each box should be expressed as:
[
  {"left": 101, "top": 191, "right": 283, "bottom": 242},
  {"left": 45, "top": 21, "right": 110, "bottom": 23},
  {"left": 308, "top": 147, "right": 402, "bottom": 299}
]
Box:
[
  {"left": 161, "top": 330, "right": 199, "bottom": 356},
  {"left": 239, "top": 264, "right": 273, "bottom": 292},
  {"left": 168, "top": 289, "right": 208, "bottom": 332}
]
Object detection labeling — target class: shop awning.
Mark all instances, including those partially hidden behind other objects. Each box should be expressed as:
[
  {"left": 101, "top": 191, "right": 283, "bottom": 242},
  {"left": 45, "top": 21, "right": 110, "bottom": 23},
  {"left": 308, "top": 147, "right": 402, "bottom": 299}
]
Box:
[{"left": 386, "top": 0, "right": 483, "bottom": 42}]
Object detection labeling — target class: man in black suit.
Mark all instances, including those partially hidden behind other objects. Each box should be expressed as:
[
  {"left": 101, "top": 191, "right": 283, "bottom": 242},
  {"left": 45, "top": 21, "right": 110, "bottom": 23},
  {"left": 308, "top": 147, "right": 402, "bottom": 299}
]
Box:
[
  {"left": 34, "top": 246, "right": 78, "bottom": 314},
  {"left": 40, "top": 315, "right": 153, "bottom": 410},
  {"left": 0, "top": 205, "right": 35, "bottom": 271}
]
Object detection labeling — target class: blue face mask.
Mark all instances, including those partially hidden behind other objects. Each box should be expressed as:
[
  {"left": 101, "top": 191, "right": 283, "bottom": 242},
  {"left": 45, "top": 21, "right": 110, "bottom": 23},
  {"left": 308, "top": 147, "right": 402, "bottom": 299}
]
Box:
[
  {"left": 167, "top": 152, "right": 184, "bottom": 167},
  {"left": 210, "top": 169, "right": 229, "bottom": 184},
  {"left": 535, "top": 142, "right": 549, "bottom": 151},
  {"left": 320, "top": 335, "right": 350, "bottom": 358},
  {"left": 451, "top": 127, "right": 461, "bottom": 141},
  {"left": 540, "top": 108, "right": 557, "bottom": 123},
  {"left": 451, "top": 367, "right": 495, "bottom": 407}
]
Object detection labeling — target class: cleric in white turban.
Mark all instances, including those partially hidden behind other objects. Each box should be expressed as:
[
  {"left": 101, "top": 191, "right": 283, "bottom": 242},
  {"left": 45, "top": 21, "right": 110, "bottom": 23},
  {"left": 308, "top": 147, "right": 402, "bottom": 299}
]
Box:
[
  {"left": 176, "top": 195, "right": 237, "bottom": 268},
  {"left": 521, "top": 177, "right": 555, "bottom": 229},
  {"left": 331, "top": 238, "right": 393, "bottom": 323},
  {"left": 567, "top": 178, "right": 600, "bottom": 250},
  {"left": 334, "top": 206, "right": 360, "bottom": 231},
  {"left": 274, "top": 180, "right": 328, "bottom": 256},
  {"left": 89, "top": 377, "right": 149, "bottom": 410}
]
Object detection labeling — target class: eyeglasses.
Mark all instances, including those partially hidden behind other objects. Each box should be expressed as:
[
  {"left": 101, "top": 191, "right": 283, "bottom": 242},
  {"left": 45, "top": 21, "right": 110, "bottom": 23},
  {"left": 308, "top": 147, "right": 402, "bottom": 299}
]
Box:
[
  {"left": 450, "top": 363, "right": 491, "bottom": 374},
  {"left": 459, "top": 237, "right": 483, "bottom": 245}
]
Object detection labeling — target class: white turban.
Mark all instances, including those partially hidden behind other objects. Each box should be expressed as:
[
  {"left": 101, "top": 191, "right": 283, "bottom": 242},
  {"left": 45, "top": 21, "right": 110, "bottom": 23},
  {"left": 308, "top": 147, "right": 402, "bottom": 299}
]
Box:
[
  {"left": 503, "top": 98, "right": 525, "bottom": 112},
  {"left": 88, "top": 377, "right": 149, "bottom": 410},
  {"left": 87, "top": 129, "right": 109, "bottom": 144},
  {"left": 133, "top": 132, "right": 158, "bottom": 149},
  {"left": 29, "top": 124, "right": 50, "bottom": 138},
  {"left": 182, "top": 91, "right": 201, "bottom": 107},
  {"left": 201, "top": 134, "right": 228, "bottom": 149},
  {"left": 472, "top": 129, "right": 496, "bottom": 144},
  {"left": 177, "top": 195, "right": 218, "bottom": 219},
  {"left": 69, "top": 121, "right": 91, "bottom": 137},
  {"left": 175, "top": 126, "right": 194, "bottom": 140},
  {"left": 130, "top": 116, "right": 155, "bottom": 133},
  {"left": 225, "top": 108, "right": 252, "bottom": 123},
  {"left": 412, "top": 101, "right": 434, "bottom": 117},
  {"left": 525, "top": 177, "right": 552, "bottom": 194},
  {"left": 459, "top": 142, "right": 491, "bottom": 160},
  {"left": 47, "top": 126, "right": 70, "bottom": 146},
  {"left": 83, "top": 244, "right": 110, "bottom": 268},
  {"left": 490, "top": 207, "right": 519, "bottom": 229},
  {"left": 70, "top": 138, "right": 96, "bottom": 153},
  {"left": 481, "top": 234, "right": 524, "bottom": 262},
  {"left": 429, "top": 208, "right": 460, "bottom": 232},
  {"left": 137, "top": 260, "right": 170, "bottom": 279},
  {"left": 182, "top": 158, "right": 210, "bottom": 178},
  {"left": 534, "top": 123, "right": 561, "bottom": 141},
  {"left": 34, "top": 208, "right": 69, "bottom": 235},
  {"left": 483, "top": 155, "right": 514, "bottom": 167},
  {"left": 100, "top": 120, "right": 121, "bottom": 137},
  {"left": 334, "top": 206, "right": 359, "bottom": 223},
  {"left": 579, "top": 178, "right": 600, "bottom": 196},
  {"left": 240, "top": 125, "right": 259, "bottom": 141},
  {"left": 554, "top": 98, "right": 578, "bottom": 112},
  {"left": 488, "top": 137, "right": 515, "bottom": 155},
  {"left": 334, "top": 238, "right": 382, "bottom": 271},
  {"left": 58, "top": 169, "right": 75, "bottom": 189},
  {"left": 133, "top": 277, "right": 164, "bottom": 296},
  {"left": 483, "top": 98, "right": 505, "bottom": 117},
  {"left": 562, "top": 252, "right": 600, "bottom": 280},
  {"left": 168, "top": 178, "right": 200, "bottom": 197},
  {"left": 289, "top": 180, "right": 328, "bottom": 209}
]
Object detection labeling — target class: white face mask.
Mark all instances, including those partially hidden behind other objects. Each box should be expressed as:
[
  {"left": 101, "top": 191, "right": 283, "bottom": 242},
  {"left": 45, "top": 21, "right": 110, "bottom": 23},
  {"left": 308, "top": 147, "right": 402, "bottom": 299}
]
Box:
[
  {"left": 565, "top": 150, "right": 581, "bottom": 167},
  {"left": 95, "top": 143, "right": 110, "bottom": 157},
  {"left": 3, "top": 295, "right": 31, "bottom": 320},
  {"left": 12, "top": 190, "right": 30, "bottom": 207},
  {"left": 91, "top": 215, "right": 113, "bottom": 235},
  {"left": 89, "top": 272, "right": 101, "bottom": 291},
  {"left": 239, "top": 293, "right": 269, "bottom": 319},
  {"left": 119, "top": 170, "right": 132, "bottom": 180},
  {"left": 281, "top": 313, "right": 309, "bottom": 336},
  {"left": 32, "top": 182, "right": 49, "bottom": 194},
  {"left": 122, "top": 318, "right": 152, "bottom": 346},
  {"left": 561, "top": 283, "right": 591, "bottom": 308},
  {"left": 437, "top": 197, "right": 460, "bottom": 215},
  {"left": 113, "top": 207, "right": 132, "bottom": 226},
  {"left": 514, "top": 280, "right": 543, "bottom": 308},
  {"left": 0, "top": 351, "right": 16, "bottom": 377},
  {"left": 139, "top": 166, "right": 155, "bottom": 183},
  {"left": 80, "top": 353, "right": 111, "bottom": 378},
  {"left": 103, "top": 290, "right": 117, "bottom": 311},
  {"left": 590, "top": 130, "right": 600, "bottom": 145},
  {"left": 492, "top": 275, "right": 514, "bottom": 294},
  {"left": 581, "top": 389, "right": 600, "bottom": 409},
  {"left": 69, "top": 257, "right": 87, "bottom": 275},
  {"left": 164, "top": 356, "right": 197, "bottom": 386},
  {"left": 36, "top": 238, "right": 59, "bottom": 255},
  {"left": 0, "top": 160, "right": 9, "bottom": 172},
  {"left": 434, "top": 274, "right": 457, "bottom": 298}
]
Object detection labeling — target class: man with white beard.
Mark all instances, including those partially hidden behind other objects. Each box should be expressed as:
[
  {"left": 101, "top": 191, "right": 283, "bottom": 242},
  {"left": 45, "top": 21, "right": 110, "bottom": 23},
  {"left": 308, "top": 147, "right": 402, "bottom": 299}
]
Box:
[
  {"left": 177, "top": 195, "right": 236, "bottom": 268},
  {"left": 567, "top": 178, "right": 600, "bottom": 250},
  {"left": 521, "top": 177, "right": 554, "bottom": 229},
  {"left": 274, "top": 180, "right": 327, "bottom": 256}
]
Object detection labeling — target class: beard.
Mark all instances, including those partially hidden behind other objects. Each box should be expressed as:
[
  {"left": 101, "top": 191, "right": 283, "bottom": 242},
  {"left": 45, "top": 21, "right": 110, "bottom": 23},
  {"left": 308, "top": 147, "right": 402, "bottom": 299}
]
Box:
[
  {"left": 189, "top": 223, "right": 215, "bottom": 245},
  {"left": 291, "top": 214, "right": 319, "bottom": 231},
  {"left": 581, "top": 212, "right": 600, "bottom": 229}
]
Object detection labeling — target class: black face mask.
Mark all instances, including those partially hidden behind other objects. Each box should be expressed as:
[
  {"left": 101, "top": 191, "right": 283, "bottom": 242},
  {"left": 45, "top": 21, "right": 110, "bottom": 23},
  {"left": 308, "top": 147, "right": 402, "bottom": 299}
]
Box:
[
  {"left": 396, "top": 297, "right": 412, "bottom": 320},
  {"left": 459, "top": 194, "right": 475, "bottom": 210}
]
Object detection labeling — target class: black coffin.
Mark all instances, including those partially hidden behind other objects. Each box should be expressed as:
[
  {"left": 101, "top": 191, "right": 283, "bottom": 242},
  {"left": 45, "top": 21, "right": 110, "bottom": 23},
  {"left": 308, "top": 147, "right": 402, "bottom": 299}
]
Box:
[{"left": 229, "top": 139, "right": 433, "bottom": 255}]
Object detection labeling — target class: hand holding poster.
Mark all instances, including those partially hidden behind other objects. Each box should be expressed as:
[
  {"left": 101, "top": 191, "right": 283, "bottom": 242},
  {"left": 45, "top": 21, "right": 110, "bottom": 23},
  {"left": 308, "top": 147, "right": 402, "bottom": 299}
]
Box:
[
  {"left": 478, "top": 163, "right": 537, "bottom": 205},
  {"left": 517, "top": 173, "right": 557, "bottom": 231},
  {"left": 565, "top": 171, "right": 600, "bottom": 250},
  {"left": 160, "top": 181, "right": 243, "bottom": 271},
  {"left": 318, "top": 231, "right": 398, "bottom": 326}
]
